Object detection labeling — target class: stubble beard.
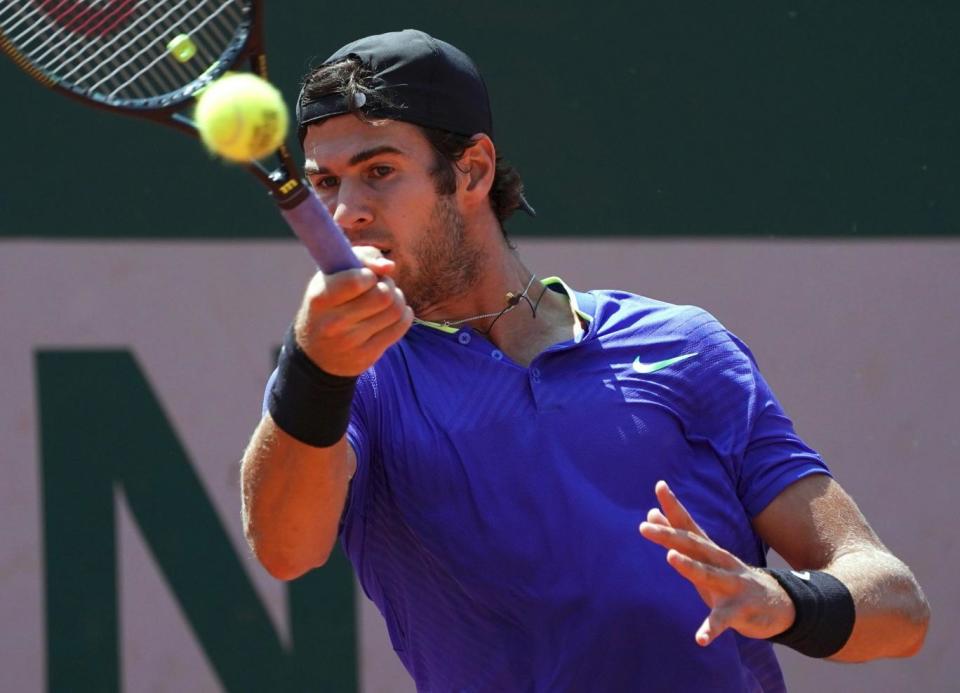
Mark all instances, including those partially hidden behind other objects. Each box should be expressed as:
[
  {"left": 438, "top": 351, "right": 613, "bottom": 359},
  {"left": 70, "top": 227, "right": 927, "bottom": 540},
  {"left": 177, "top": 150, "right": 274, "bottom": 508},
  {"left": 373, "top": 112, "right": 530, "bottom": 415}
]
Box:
[{"left": 397, "top": 194, "right": 484, "bottom": 315}]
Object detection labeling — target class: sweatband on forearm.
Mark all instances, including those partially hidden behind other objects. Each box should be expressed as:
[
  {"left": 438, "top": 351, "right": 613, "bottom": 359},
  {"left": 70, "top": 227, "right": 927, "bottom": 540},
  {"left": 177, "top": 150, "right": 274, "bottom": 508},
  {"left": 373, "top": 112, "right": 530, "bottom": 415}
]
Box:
[
  {"left": 764, "top": 568, "right": 856, "bottom": 658},
  {"left": 267, "top": 325, "right": 357, "bottom": 447}
]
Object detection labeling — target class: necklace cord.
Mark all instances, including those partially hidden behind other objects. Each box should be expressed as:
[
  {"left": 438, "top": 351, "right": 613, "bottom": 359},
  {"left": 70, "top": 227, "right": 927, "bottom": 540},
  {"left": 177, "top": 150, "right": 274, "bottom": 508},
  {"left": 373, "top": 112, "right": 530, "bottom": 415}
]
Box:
[{"left": 440, "top": 274, "right": 542, "bottom": 333}]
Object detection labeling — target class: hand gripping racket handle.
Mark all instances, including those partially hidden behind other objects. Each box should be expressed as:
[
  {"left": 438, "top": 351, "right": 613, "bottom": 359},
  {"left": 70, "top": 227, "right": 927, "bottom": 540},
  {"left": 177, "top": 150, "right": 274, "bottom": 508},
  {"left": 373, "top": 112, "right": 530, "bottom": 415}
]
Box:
[{"left": 275, "top": 182, "right": 361, "bottom": 273}]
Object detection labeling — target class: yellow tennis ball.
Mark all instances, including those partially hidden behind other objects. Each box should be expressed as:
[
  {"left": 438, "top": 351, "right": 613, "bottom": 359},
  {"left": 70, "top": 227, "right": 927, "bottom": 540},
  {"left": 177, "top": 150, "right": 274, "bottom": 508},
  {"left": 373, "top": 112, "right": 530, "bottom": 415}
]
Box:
[
  {"left": 194, "top": 73, "right": 288, "bottom": 162},
  {"left": 167, "top": 34, "right": 196, "bottom": 63}
]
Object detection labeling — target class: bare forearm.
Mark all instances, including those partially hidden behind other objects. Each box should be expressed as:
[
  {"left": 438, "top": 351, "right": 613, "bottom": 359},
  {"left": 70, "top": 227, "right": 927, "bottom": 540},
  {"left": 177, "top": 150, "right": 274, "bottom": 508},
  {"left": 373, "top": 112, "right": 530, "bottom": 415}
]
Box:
[
  {"left": 824, "top": 547, "right": 930, "bottom": 662},
  {"left": 751, "top": 476, "right": 930, "bottom": 661},
  {"left": 240, "top": 414, "right": 352, "bottom": 580}
]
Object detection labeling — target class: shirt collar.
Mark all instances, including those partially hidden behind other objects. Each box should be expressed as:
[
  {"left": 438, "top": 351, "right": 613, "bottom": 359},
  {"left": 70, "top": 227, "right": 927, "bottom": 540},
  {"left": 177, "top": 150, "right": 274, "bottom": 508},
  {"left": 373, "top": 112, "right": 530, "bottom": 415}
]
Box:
[{"left": 412, "top": 276, "right": 592, "bottom": 334}]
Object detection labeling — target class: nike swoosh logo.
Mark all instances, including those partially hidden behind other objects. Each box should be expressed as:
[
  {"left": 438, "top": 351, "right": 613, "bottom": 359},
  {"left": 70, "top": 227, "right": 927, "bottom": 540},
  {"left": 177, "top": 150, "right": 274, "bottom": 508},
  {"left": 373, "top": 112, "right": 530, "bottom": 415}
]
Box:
[
  {"left": 791, "top": 570, "right": 811, "bottom": 581},
  {"left": 632, "top": 352, "right": 699, "bottom": 374}
]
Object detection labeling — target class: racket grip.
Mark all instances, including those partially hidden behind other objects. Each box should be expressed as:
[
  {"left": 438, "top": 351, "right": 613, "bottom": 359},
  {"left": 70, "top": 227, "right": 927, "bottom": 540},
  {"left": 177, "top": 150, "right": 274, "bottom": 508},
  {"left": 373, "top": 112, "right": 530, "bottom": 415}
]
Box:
[{"left": 276, "top": 184, "right": 361, "bottom": 273}]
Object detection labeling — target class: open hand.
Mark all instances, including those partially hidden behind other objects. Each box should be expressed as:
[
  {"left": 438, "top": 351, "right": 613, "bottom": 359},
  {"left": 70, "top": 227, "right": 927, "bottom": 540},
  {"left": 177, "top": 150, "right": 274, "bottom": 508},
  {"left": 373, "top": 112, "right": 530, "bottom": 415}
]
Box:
[{"left": 638, "top": 481, "right": 796, "bottom": 646}]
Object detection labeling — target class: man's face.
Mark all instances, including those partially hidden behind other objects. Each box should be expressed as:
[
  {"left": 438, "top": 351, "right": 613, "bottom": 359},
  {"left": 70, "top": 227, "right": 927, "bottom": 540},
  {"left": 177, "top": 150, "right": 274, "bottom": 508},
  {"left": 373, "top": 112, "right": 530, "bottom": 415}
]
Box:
[{"left": 303, "top": 115, "right": 482, "bottom": 314}]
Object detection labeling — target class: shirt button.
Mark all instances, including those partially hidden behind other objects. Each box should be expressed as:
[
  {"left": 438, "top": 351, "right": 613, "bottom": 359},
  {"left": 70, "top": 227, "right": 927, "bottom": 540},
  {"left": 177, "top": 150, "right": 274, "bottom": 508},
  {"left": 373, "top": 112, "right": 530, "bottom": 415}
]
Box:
[
  {"left": 458, "top": 332, "right": 471, "bottom": 345},
  {"left": 531, "top": 367, "right": 542, "bottom": 378},
  {"left": 491, "top": 349, "right": 504, "bottom": 360}
]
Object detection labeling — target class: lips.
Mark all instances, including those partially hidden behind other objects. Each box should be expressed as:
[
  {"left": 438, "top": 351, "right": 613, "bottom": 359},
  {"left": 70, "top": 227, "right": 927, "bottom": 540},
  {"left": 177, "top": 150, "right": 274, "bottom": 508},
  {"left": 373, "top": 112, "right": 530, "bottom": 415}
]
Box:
[
  {"left": 349, "top": 231, "right": 395, "bottom": 259},
  {"left": 351, "top": 241, "right": 392, "bottom": 258}
]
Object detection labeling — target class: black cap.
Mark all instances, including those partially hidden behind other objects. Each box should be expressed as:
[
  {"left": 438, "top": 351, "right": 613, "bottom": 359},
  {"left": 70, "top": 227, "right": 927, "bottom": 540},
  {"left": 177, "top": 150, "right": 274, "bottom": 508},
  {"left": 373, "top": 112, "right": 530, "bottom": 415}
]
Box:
[
  {"left": 296, "top": 29, "right": 535, "bottom": 217},
  {"left": 297, "top": 29, "right": 493, "bottom": 142}
]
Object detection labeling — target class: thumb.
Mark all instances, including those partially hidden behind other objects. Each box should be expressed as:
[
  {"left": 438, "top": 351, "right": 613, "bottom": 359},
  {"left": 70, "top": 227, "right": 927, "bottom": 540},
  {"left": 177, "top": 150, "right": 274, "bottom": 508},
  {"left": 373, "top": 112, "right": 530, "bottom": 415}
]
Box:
[
  {"left": 353, "top": 245, "right": 396, "bottom": 276},
  {"left": 696, "top": 607, "right": 733, "bottom": 647}
]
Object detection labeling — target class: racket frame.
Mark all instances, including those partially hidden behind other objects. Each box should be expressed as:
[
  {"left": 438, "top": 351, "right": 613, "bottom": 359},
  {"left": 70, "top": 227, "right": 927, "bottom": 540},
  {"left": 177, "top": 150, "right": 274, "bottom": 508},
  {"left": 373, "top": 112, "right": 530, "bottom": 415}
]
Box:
[
  {"left": 0, "top": 0, "right": 298, "bottom": 198},
  {"left": 0, "top": 0, "right": 360, "bottom": 272}
]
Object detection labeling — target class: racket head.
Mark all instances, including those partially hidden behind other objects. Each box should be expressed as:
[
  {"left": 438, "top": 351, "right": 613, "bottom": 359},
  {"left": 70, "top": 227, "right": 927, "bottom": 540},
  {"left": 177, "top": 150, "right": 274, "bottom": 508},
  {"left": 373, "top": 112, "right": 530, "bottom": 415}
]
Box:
[
  {"left": 0, "top": 0, "right": 360, "bottom": 272},
  {"left": 0, "top": 0, "right": 306, "bottom": 196},
  {"left": 0, "top": 0, "right": 261, "bottom": 119}
]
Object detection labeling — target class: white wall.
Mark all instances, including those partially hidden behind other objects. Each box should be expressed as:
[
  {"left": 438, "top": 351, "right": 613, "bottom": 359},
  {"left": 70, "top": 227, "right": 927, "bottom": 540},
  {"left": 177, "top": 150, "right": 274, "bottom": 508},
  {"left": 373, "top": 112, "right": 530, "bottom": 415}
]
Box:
[{"left": 1, "top": 239, "right": 954, "bottom": 692}]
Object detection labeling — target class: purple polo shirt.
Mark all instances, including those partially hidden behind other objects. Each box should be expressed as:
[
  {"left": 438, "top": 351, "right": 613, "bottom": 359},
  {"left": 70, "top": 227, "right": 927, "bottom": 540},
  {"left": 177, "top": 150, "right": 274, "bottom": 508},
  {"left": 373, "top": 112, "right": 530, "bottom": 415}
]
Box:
[{"left": 269, "top": 279, "right": 830, "bottom": 691}]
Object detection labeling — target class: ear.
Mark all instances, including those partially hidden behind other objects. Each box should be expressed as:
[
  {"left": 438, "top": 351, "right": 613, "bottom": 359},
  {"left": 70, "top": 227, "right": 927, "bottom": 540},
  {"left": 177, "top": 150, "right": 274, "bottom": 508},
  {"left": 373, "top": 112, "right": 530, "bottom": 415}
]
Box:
[{"left": 458, "top": 134, "right": 496, "bottom": 204}]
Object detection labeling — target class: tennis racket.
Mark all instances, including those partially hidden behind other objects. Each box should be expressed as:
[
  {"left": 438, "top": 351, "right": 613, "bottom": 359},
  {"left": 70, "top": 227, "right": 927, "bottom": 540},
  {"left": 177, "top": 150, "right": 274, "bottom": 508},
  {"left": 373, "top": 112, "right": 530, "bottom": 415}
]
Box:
[{"left": 0, "top": 0, "right": 360, "bottom": 273}]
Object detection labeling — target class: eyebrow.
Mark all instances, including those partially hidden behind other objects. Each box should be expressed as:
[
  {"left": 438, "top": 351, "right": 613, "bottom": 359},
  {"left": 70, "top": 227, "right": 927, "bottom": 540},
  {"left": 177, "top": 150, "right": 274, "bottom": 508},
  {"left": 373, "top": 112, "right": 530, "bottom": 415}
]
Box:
[{"left": 304, "top": 145, "right": 406, "bottom": 175}]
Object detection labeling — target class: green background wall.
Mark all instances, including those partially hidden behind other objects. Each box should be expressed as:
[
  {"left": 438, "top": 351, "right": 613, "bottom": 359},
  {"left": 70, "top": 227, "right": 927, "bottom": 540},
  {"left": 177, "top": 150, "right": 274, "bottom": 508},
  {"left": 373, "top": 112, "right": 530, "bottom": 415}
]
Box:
[
  {"left": 1, "top": 0, "right": 957, "bottom": 239},
  {"left": 1, "top": 4, "right": 957, "bottom": 691}
]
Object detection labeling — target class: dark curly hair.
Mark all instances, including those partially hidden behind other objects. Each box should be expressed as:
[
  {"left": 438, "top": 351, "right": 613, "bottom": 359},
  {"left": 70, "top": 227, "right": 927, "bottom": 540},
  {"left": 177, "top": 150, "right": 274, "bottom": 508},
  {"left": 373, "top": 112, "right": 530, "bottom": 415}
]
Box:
[{"left": 299, "top": 58, "right": 526, "bottom": 234}]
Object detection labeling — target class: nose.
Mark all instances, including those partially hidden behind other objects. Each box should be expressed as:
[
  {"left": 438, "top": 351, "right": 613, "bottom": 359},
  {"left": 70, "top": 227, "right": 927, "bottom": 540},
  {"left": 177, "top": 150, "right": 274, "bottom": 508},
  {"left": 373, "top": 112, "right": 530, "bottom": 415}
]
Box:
[{"left": 330, "top": 180, "right": 373, "bottom": 235}]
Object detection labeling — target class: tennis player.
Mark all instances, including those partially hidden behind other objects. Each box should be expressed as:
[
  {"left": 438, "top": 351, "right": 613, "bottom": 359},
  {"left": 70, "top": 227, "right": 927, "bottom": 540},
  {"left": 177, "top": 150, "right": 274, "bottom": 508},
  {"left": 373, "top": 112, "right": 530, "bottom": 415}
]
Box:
[{"left": 241, "top": 29, "right": 929, "bottom": 691}]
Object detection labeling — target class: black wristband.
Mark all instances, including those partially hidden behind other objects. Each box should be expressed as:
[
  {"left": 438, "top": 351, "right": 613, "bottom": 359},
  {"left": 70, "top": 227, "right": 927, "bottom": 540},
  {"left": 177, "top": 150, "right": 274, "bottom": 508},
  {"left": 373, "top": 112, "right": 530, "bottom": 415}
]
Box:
[
  {"left": 267, "top": 325, "right": 357, "bottom": 447},
  {"left": 764, "top": 568, "right": 856, "bottom": 658}
]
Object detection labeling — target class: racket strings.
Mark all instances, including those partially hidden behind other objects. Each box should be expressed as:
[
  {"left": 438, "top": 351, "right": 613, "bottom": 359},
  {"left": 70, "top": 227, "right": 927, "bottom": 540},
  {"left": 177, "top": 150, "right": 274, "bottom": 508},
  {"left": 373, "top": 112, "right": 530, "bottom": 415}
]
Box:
[
  {"left": 26, "top": 1, "right": 161, "bottom": 98},
  {"left": 41, "top": 2, "right": 176, "bottom": 81},
  {"left": 98, "top": 0, "right": 240, "bottom": 98},
  {"left": 0, "top": 0, "right": 249, "bottom": 104},
  {"left": 78, "top": 0, "right": 208, "bottom": 95}
]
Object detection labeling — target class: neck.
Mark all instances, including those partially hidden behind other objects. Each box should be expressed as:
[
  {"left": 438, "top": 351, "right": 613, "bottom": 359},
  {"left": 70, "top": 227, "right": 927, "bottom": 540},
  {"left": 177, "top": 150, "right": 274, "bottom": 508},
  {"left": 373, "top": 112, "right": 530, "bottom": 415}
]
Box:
[
  {"left": 438, "top": 272, "right": 542, "bottom": 331},
  {"left": 414, "top": 233, "right": 530, "bottom": 324},
  {"left": 417, "top": 245, "right": 581, "bottom": 366}
]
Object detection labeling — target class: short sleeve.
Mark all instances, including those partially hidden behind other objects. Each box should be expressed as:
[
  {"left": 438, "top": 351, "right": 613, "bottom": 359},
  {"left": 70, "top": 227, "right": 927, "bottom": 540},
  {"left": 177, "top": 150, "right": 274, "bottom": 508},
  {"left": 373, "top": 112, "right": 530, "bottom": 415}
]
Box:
[
  {"left": 676, "top": 310, "right": 831, "bottom": 518},
  {"left": 726, "top": 333, "right": 832, "bottom": 517}
]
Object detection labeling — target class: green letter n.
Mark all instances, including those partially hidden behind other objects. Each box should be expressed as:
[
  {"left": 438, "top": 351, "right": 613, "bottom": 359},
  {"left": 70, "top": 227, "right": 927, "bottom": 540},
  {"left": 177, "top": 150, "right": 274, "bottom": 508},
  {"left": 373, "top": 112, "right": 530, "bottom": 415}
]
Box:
[{"left": 37, "top": 350, "right": 357, "bottom": 692}]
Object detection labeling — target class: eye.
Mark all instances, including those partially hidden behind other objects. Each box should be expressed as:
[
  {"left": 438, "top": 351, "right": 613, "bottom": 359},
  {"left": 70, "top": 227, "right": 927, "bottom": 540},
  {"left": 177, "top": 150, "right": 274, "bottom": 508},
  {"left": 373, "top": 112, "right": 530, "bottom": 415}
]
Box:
[
  {"left": 369, "top": 165, "right": 394, "bottom": 179},
  {"left": 312, "top": 175, "right": 339, "bottom": 189}
]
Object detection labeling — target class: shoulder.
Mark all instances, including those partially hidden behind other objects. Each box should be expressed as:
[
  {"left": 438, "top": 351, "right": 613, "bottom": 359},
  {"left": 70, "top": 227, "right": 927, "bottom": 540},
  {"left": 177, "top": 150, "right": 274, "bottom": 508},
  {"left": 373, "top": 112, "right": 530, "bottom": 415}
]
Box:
[
  {"left": 588, "top": 290, "right": 747, "bottom": 356},
  {"left": 586, "top": 290, "right": 761, "bottom": 410},
  {"left": 588, "top": 289, "right": 710, "bottom": 326}
]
